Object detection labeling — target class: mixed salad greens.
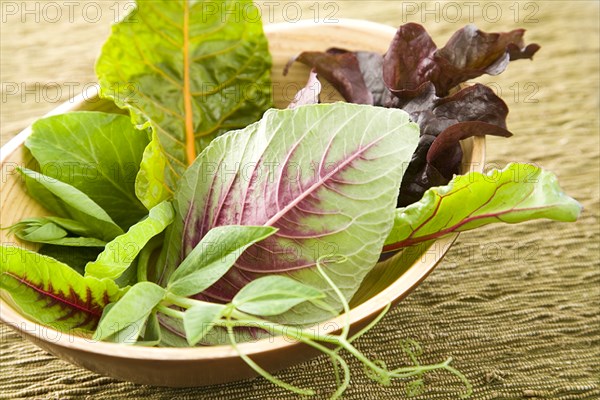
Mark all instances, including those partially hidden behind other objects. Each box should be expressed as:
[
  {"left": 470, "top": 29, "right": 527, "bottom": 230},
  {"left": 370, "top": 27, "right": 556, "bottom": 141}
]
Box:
[{"left": 1, "top": 1, "right": 581, "bottom": 398}]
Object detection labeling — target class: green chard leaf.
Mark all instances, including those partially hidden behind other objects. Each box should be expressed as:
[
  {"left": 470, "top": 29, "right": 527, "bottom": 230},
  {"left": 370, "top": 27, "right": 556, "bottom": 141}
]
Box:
[
  {"left": 26, "top": 112, "right": 149, "bottom": 229},
  {"left": 96, "top": 0, "right": 273, "bottom": 200},
  {"left": 0, "top": 245, "right": 122, "bottom": 332},
  {"left": 94, "top": 281, "right": 165, "bottom": 343},
  {"left": 232, "top": 276, "right": 326, "bottom": 317},
  {"left": 166, "top": 226, "right": 277, "bottom": 297},
  {"left": 161, "top": 103, "right": 419, "bottom": 325},
  {"left": 85, "top": 201, "right": 174, "bottom": 281},
  {"left": 183, "top": 303, "right": 226, "bottom": 346},
  {"left": 17, "top": 167, "right": 123, "bottom": 241},
  {"left": 384, "top": 163, "right": 582, "bottom": 252}
]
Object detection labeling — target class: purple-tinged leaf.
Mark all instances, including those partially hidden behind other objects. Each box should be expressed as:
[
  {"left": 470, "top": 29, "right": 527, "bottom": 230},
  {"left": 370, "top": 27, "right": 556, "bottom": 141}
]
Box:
[
  {"left": 158, "top": 103, "right": 419, "bottom": 324},
  {"left": 385, "top": 164, "right": 582, "bottom": 252},
  {"left": 398, "top": 83, "right": 512, "bottom": 206},
  {"left": 383, "top": 23, "right": 439, "bottom": 101},
  {"left": 288, "top": 70, "right": 321, "bottom": 109},
  {"left": 287, "top": 49, "right": 375, "bottom": 105},
  {"left": 385, "top": 24, "right": 540, "bottom": 99}
]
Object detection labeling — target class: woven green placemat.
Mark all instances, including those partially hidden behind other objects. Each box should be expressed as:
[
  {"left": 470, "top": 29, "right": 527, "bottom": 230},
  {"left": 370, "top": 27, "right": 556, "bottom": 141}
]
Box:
[{"left": 1, "top": 1, "right": 598, "bottom": 399}]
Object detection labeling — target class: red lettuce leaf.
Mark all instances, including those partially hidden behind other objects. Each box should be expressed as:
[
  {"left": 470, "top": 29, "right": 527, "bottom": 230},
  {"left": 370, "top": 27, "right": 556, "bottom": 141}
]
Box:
[
  {"left": 384, "top": 23, "right": 540, "bottom": 100},
  {"left": 397, "top": 83, "right": 512, "bottom": 206}
]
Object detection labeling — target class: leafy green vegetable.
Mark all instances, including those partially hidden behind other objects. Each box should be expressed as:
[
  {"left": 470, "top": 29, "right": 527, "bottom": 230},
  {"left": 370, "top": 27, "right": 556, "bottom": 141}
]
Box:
[
  {"left": 96, "top": 0, "right": 272, "bottom": 195},
  {"left": 161, "top": 103, "right": 419, "bottom": 325},
  {"left": 0, "top": 245, "right": 122, "bottom": 332},
  {"left": 85, "top": 201, "right": 174, "bottom": 281},
  {"left": 17, "top": 167, "right": 123, "bottom": 241},
  {"left": 94, "top": 281, "right": 165, "bottom": 343},
  {"left": 166, "top": 225, "right": 277, "bottom": 297},
  {"left": 183, "top": 303, "right": 226, "bottom": 346},
  {"left": 26, "top": 112, "right": 149, "bottom": 229},
  {"left": 384, "top": 163, "right": 582, "bottom": 251},
  {"left": 8, "top": 217, "right": 107, "bottom": 247},
  {"left": 232, "top": 276, "right": 325, "bottom": 317}
]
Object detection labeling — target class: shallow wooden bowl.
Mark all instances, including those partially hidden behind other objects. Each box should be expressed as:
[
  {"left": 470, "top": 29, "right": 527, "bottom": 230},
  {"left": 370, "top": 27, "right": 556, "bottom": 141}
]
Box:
[{"left": 0, "top": 20, "right": 485, "bottom": 387}]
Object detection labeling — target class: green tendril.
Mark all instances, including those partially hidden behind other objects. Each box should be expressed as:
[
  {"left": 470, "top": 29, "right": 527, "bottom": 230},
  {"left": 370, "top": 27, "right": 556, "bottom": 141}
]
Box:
[
  {"left": 224, "top": 311, "right": 315, "bottom": 397},
  {"left": 315, "top": 256, "right": 350, "bottom": 340}
]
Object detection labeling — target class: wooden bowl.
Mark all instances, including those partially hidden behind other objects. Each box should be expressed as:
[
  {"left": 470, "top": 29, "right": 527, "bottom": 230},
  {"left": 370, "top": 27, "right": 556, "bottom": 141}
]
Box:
[{"left": 0, "top": 20, "right": 485, "bottom": 387}]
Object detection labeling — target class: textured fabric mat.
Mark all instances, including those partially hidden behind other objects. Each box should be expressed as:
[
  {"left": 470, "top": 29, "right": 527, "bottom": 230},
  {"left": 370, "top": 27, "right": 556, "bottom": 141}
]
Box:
[{"left": 1, "top": 1, "right": 599, "bottom": 399}]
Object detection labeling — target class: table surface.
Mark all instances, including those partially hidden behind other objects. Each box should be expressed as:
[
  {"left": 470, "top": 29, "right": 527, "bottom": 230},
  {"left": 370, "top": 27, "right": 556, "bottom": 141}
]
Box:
[{"left": 1, "top": 1, "right": 599, "bottom": 399}]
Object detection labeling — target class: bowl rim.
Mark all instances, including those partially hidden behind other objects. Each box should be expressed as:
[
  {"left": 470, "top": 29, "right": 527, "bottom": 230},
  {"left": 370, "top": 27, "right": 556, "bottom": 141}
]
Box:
[{"left": 0, "top": 19, "right": 485, "bottom": 361}]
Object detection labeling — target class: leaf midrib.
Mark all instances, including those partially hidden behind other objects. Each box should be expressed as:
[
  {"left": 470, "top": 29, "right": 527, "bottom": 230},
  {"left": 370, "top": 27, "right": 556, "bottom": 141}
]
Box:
[
  {"left": 4, "top": 271, "right": 102, "bottom": 318},
  {"left": 182, "top": 0, "right": 195, "bottom": 166}
]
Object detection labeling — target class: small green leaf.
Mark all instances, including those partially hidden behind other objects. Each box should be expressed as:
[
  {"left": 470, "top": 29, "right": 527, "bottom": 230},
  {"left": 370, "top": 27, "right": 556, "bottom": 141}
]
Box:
[
  {"left": 9, "top": 218, "right": 107, "bottom": 247},
  {"left": 17, "top": 167, "right": 123, "bottom": 241},
  {"left": 233, "top": 276, "right": 325, "bottom": 317},
  {"left": 384, "top": 163, "right": 583, "bottom": 251},
  {"left": 0, "top": 245, "right": 122, "bottom": 332},
  {"left": 167, "top": 225, "right": 277, "bottom": 297},
  {"left": 183, "top": 303, "right": 226, "bottom": 346},
  {"left": 85, "top": 201, "right": 174, "bottom": 281},
  {"left": 94, "top": 281, "right": 165, "bottom": 343}
]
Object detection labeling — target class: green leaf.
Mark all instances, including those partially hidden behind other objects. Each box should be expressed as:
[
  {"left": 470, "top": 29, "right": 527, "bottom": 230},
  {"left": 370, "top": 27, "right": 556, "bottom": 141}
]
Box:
[
  {"left": 0, "top": 245, "right": 122, "bottom": 332},
  {"left": 183, "top": 303, "right": 226, "bottom": 346},
  {"left": 136, "top": 311, "right": 162, "bottom": 346},
  {"left": 160, "top": 103, "right": 419, "bottom": 325},
  {"left": 233, "top": 276, "right": 326, "bottom": 317},
  {"left": 167, "top": 226, "right": 277, "bottom": 297},
  {"left": 8, "top": 217, "right": 107, "bottom": 247},
  {"left": 96, "top": 0, "right": 272, "bottom": 194},
  {"left": 26, "top": 112, "right": 149, "bottom": 229},
  {"left": 135, "top": 131, "right": 171, "bottom": 209},
  {"left": 94, "top": 281, "right": 165, "bottom": 343},
  {"left": 384, "top": 163, "right": 583, "bottom": 251},
  {"left": 17, "top": 167, "right": 123, "bottom": 241},
  {"left": 85, "top": 201, "right": 174, "bottom": 281}
]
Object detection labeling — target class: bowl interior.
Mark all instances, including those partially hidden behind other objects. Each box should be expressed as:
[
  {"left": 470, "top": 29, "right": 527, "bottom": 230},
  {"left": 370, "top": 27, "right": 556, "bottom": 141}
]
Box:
[{"left": 0, "top": 20, "right": 484, "bottom": 387}]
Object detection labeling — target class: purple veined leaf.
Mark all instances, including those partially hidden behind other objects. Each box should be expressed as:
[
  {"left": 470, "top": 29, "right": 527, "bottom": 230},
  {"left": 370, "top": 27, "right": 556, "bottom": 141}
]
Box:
[
  {"left": 288, "top": 69, "right": 322, "bottom": 109},
  {"left": 0, "top": 245, "right": 123, "bottom": 333},
  {"left": 158, "top": 103, "right": 419, "bottom": 325},
  {"left": 385, "top": 163, "right": 582, "bottom": 253}
]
